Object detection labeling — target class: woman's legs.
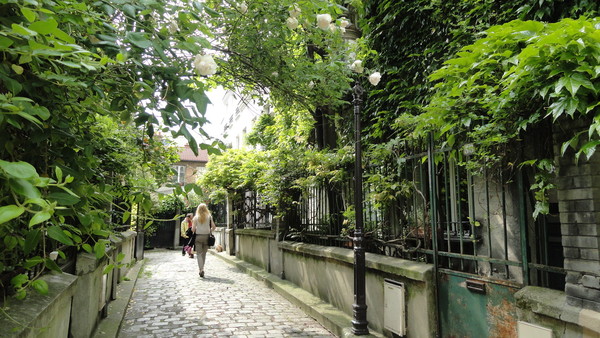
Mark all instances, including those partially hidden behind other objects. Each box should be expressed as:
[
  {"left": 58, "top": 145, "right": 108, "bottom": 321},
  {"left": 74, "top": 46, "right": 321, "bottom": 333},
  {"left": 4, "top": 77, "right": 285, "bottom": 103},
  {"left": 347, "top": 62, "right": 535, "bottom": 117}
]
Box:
[
  {"left": 195, "top": 234, "right": 209, "bottom": 276},
  {"left": 189, "top": 234, "right": 196, "bottom": 258}
]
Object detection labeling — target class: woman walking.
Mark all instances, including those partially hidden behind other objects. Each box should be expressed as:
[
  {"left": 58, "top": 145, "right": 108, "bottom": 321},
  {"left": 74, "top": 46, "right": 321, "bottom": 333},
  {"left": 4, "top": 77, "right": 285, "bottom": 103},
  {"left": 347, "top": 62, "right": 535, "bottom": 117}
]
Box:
[
  {"left": 191, "top": 203, "right": 216, "bottom": 278},
  {"left": 181, "top": 213, "right": 194, "bottom": 257}
]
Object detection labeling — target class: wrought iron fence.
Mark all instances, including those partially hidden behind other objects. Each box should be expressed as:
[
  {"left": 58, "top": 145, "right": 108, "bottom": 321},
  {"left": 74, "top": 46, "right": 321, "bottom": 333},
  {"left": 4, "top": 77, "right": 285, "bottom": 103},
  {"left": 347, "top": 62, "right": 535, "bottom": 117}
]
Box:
[
  {"left": 287, "top": 183, "right": 352, "bottom": 247},
  {"left": 210, "top": 201, "right": 227, "bottom": 227},
  {"left": 238, "top": 141, "right": 566, "bottom": 290},
  {"left": 232, "top": 191, "right": 274, "bottom": 229},
  {"left": 360, "top": 144, "right": 566, "bottom": 290}
]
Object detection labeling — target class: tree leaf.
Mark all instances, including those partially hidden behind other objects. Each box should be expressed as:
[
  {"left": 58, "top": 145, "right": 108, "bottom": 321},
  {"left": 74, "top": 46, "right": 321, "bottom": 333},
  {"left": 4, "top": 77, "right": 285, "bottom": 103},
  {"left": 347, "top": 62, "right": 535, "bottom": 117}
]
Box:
[
  {"left": 23, "top": 256, "right": 43, "bottom": 269},
  {"left": 532, "top": 201, "right": 549, "bottom": 219},
  {"left": 47, "top": 225, "right": 74, "bottom": 245},
  {"left": 126, "top": 32, "right": 153, "bottom": 49},
  {"left": 15, "top": 290, "right": 27, "bottom": 300},
  {"left": 31, "top": 279, "right": 48, "bottom": 295},
  {"left": 55, "top": 166, "right": 63, "bottom": 182},
  {"left": 48, "top": 192, "right": 80, "bottom": 205},
  {"left": 29, "top": 19, "right": 58, "bottom": 34},
  {"left": 103, "top": 264, "right": 114, "bottom": 274},
  {"left": 569, "top": 72, "right": 594, "bottom": 96},
  {"left": 20, "top": 7, "right": 37, "bottom": 22},
  {"left": 44, "top": 257, "right": 62, "bottom": 273},
  {"left": 94, "top": 241, "right": 106, "bottom": 259},
  {"left": 203, "top": 6, "right": 220, "bottom": 17},
  {"left": 122, "top": 211, "right": 131, "bottom": 223},
  {"left": 29, "top": 211, "right": 51, "bottom": 227},
  {"left": 192, "top": 91, "right": 209, "bottom": 115},
  {"left": 11, "top": 273, "right": 28, "bottom": 287},
  {"left": 0, "top": 73, "right": 23, "bottom": 94},
  {"left": 0, "top": 205, "right": 25, "bottom": 224},
  {"left": 123, "top": 4, "right": 136, "bottom": 18},
  {"left": 24, "top": 229, "right": 42, "bottom": 255},
  {"left": 11, "top": 23, "right": 37, "bottom": 36},
  {"left": 143, "top": 220, "right": 154, "bottom": 229},
  {"left": 93, "top": 229, "right": 111, "bottom": 238},
  {"left": 0, "top": 36, "right": 14, "bottom": 48},
  {"left": 9, "top": 178, "right": 41, "bottom": 199},
  {"left": 0, "top": 160, "right": 39, "bottom": 179},
  {"left": 52, "top": 27, "right": 75, "bottom": 44},
  {"left": 184, "top": 183, "right": 195, "bottom": 193},
  {"left": 82, "top": 243, "right": 92, "bottom": 253},
  {"left": 55, "top": 60, "right": 82, "bottom": 68},
  {"left": 16, "top": 110, "right": 43, "bottom": 125},
  {"left": 581, "top": 140, "right": 600, "bottom": 160},
  {"left": 11, "top": 64, "right": 24, "bottom": 75},
  {"left": 4, "top": 235, "right": 17, "bottom": 250}
]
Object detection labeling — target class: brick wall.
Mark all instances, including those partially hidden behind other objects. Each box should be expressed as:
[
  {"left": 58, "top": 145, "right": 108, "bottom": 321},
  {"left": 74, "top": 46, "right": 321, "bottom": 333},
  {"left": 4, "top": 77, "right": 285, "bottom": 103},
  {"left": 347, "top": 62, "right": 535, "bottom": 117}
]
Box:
[{"left": 554, "top": 119, "right": 600, "bottom": 312}]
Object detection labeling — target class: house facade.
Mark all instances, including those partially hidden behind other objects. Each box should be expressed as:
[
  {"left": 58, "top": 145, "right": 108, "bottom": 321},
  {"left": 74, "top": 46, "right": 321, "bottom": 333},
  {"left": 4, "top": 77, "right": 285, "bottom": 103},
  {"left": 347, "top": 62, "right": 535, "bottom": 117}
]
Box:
[
  {"left": 172, "top": 144, "right": 209, "bottom": 186},
  {"left": 220, "top": 90, "right": 269, "bottom": 150}
]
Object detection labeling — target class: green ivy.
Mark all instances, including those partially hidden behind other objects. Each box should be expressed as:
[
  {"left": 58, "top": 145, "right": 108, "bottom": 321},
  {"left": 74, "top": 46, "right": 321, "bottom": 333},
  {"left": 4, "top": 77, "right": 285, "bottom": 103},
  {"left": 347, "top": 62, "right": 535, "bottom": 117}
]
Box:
[
  {"left": 0, "top": 0, "right": 211, "bottom": 299},
  {"left": 418, "top": 17, "right": 600, "bottom": 215}
]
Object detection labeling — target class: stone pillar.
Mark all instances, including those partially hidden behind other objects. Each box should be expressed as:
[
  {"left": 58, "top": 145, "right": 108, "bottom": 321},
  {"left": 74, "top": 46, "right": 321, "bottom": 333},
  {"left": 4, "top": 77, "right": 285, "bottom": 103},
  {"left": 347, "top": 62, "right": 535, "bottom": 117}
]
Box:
[
  {"left": 554, "top": 119, "right": 600, "bottom": 312},
  {"left": 71, "top": 252, "right": 109, "bottom": 337},
  {"left": 226, "top": 195, "right": 236, "bottom": 255}
]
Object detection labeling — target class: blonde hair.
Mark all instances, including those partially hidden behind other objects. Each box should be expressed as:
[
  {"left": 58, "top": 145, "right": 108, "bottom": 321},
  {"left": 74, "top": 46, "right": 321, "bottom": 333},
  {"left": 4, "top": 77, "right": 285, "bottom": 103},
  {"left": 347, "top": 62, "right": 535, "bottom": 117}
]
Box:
[{"left": 195, "top": 203, "right": 211, "bottom": 223}]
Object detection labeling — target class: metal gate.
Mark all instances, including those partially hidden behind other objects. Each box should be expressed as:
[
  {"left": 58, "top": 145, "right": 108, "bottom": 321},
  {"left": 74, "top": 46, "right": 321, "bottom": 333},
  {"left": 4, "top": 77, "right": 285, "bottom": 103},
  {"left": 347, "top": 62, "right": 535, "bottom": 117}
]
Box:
[
  {"left": 417, "top": 139, "right": 565, "bottom": 337},
  {"left": 147, "top": 219, "right": 176, "bottom": 248},
  {"left": 352, "top": 137, "right": 567, "bottom": 336}
]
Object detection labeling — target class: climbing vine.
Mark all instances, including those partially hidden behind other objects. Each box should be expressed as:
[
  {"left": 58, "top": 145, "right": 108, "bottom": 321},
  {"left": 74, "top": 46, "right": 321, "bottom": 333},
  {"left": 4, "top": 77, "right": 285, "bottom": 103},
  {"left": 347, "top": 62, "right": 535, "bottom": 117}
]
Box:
[{"left": 4, "top": 0, "right": 600, "bottom": 299}]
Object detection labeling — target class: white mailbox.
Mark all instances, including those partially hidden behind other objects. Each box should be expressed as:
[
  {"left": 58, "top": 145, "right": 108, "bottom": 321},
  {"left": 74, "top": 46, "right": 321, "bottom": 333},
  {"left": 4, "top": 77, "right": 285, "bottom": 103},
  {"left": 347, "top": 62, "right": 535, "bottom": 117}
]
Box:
[{"left": 384, "top": 279, "right": 406, "bottom": 336}]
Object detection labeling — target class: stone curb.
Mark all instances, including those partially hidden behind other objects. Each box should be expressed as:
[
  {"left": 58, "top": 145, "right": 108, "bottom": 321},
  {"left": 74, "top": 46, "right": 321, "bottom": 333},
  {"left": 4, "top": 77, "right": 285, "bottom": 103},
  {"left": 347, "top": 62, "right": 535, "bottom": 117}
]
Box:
[
  {"left": 209, "top": 250, "right": 384, "bottom": 338},
  {"left": 93, "top": 259, "right": 145, "bottom": 338}
]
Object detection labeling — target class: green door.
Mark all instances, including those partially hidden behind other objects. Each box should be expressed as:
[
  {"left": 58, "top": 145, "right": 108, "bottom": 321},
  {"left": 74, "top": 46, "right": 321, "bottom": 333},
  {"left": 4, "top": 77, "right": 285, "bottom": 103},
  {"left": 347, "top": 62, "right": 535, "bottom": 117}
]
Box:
[{"left": 439, "top": 272, "right": 519, "bottom": 337}]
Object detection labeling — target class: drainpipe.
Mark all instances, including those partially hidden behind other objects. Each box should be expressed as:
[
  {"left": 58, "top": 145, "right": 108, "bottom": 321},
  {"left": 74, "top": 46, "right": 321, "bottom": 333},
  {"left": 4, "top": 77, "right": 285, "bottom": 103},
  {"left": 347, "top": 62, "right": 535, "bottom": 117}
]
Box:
[
  {"left": 428, "top": 133, "right": 441, "bottom": 337},
  {"left": 518, "top": 171, "right": 530, "bottom": 285}
]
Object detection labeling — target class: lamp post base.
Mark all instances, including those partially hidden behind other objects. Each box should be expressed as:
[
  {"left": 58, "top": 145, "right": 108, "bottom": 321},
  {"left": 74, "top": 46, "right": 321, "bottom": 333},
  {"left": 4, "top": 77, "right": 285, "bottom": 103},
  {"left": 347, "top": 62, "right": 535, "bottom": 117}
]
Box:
[
  {"left": 351, "top": 321, "right": 369, "bottom": 335},
  {"left": 351, "top": 303, "right": 369, "bottom": 335}
]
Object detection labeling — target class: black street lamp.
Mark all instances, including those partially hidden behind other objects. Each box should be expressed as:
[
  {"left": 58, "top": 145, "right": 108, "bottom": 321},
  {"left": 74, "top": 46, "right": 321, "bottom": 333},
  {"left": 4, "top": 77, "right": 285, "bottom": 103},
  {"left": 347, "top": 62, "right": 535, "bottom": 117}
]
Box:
[{"left": 351, "top": 82, "right": 369, "bottom": 335}]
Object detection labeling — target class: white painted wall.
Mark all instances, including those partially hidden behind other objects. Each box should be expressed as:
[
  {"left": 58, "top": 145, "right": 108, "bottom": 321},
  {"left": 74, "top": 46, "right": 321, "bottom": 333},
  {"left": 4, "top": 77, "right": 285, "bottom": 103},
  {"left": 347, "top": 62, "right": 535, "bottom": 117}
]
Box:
[{"left": 218, "top": 90, "right": 268, "bottom": 149}]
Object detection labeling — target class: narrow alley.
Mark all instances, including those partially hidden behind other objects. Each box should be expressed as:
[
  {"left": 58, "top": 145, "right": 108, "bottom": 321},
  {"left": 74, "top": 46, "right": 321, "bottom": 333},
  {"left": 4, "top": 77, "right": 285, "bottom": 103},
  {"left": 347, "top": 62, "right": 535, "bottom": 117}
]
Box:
[{"left": 117, "top": 249, "right": 335, "bottom": 337}]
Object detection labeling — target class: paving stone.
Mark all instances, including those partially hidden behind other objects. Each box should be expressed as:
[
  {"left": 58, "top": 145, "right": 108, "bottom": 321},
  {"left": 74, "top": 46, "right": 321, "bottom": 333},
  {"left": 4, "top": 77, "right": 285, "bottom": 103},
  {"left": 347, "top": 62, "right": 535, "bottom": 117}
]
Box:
[{"left": 119, "top": 249, "right": 334, "bottom": 337}]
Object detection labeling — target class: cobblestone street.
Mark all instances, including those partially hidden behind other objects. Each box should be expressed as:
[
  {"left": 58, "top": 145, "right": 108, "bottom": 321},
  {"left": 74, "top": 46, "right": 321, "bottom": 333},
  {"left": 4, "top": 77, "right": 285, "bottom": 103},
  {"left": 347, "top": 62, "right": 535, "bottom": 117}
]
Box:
[{"left": 119, "top": 249, "right": 335, "bottom": 337}]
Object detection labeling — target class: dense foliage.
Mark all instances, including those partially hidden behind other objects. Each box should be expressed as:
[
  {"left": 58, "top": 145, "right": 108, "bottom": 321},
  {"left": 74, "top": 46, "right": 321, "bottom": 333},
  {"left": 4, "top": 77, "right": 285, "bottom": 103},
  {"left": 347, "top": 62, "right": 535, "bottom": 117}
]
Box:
[
  {"left": 201, "top": 93, "right": 357, "bottom": 216},
  {"left": 358, "top": 0, "right": 600, "bottom": 214},
  {"left": 198, "top": 0, "right": 371, "bottom": 219},
  {"left": 0, "top": 0, "right": 222, "bottom": 299},
  {"left": 3, "top": 0, "right": 600, "bottom": 300},
  {"left": 205, "top": 0, "right": 365, "bottom": 109},
  {"left": 202, "top": 0, "right": 600, "bottom": 234},
  {"left": 361, "top": 0, "right": 600, "bottom": 144},
  {"left": 424, "top": 18, "right": 600, "bottom": 155}
]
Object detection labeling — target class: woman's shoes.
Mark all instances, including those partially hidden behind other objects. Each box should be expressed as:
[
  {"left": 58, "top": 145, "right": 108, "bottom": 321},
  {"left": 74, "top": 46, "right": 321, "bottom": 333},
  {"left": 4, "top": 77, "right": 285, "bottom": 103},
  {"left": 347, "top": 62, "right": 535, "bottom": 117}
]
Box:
[
  {"left": 199, "top": 271, "right": 204, "bottom": 278},
  {"left": 189, "top": 254, "right": 194, "bottom": 258}
]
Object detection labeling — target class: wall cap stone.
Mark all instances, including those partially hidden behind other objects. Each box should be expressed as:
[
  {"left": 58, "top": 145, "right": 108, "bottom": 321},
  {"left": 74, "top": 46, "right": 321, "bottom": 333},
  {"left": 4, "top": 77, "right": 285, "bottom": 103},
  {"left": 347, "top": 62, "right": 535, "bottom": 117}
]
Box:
[
  {"left": 278, "top": 241, "right": 433, "bottom": 281},
  {"left": 515, "top": 286, "right": 600, "bottom": 334},
  {"left": 0, "top": 273, "right": 78, "bottom": 337},
  {"left": 236, "top": 228, "right": 275, "bottom": 239},
  {"left": 120, "top": 230, "right": 137, "bottom": 240},
  {"left": 75, "top": 251, "right": 108, "bottom": 275},
  {"left": 109, "top": 230, "right": 137, "bottom": 245}
]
